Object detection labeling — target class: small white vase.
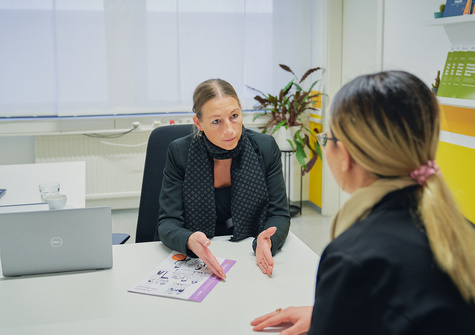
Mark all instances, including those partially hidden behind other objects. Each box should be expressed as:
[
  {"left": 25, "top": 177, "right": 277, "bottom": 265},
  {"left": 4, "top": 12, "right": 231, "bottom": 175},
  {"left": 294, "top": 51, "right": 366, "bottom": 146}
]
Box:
[{"left": 272, "top": 126, "right": 296, "bottom": 151}]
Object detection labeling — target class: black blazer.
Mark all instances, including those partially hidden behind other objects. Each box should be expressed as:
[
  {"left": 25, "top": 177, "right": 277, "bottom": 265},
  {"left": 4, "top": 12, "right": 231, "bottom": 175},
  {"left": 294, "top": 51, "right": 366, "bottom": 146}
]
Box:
[
  {"left": 309, "top": 186, "right": 475, "bottom": 334},
  {"left": 155, "top": 128, "right": 290, "bottom": 255}
]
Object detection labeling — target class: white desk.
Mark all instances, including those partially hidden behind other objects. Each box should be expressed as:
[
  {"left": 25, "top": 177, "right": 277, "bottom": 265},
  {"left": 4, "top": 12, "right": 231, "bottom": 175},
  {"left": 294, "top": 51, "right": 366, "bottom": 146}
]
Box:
[
  {"left": 0, "top": 233, "right": 318, "bottom": 335},
  {"left": 0, "top": 161, "right": 86, "bottom": 209}
]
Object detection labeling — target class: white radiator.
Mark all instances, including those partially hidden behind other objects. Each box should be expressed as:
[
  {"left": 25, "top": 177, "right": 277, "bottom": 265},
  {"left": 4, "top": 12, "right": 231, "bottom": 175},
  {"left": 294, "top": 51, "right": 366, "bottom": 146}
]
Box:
[
  {"left": 35, "top": 131, "right": 151, "bottom": 209},
  {"left": 33, "top": 113, "right": 304, "bottom": 210}
]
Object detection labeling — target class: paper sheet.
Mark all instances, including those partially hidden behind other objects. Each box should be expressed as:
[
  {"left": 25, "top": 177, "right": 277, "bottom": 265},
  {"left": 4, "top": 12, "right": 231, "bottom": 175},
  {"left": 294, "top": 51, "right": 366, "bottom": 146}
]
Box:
[{"left": 128, "top": 251, "right": 236, "bottom": 302}]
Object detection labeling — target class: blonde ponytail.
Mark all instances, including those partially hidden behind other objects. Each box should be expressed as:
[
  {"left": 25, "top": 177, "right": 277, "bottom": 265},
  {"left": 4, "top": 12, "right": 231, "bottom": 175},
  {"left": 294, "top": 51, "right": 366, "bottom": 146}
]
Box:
[
  {"left": 420, "top": 175, "right": 475, "bottom": 303},
  {"left": 330, "top": 70, "right": 475, "bottom": 305}
]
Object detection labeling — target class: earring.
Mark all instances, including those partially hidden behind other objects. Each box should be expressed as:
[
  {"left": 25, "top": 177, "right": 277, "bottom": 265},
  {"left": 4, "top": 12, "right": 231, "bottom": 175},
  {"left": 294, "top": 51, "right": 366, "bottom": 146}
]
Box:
[
  {"left": 199, "top": 130, "right": 203, "bottom": 137},
  {"left": 341, "top": 174, "right": 345, "bottom": 192}
]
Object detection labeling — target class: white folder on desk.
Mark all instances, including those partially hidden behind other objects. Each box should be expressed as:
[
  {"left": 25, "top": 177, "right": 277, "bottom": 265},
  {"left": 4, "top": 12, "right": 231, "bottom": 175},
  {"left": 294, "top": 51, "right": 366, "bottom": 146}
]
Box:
[{"left": 0, "top": 207, "right": 113, "bottom": 277}]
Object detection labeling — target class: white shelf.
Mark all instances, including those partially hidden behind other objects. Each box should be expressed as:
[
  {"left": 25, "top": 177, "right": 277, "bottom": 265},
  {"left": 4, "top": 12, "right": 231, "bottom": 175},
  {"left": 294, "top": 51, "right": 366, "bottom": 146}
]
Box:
[
  {"left": 426, "top": 15, "right": 475, "bottom": 46},
  {"left": 426, "top": 14, "right": 475, "bottom": 26},
  {"left": 437, "top": 97, "right": 475, "bottom": 109}
]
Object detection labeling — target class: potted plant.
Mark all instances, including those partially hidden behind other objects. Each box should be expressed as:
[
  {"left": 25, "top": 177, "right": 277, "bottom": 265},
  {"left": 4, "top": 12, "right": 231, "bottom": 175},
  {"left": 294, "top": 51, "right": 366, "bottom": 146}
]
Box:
[
  {"left": 434, "top": 4, "right": 445, "bottom": 18},
  {"left": 247, "top": 64, "right": 323, "bottom": 175}
]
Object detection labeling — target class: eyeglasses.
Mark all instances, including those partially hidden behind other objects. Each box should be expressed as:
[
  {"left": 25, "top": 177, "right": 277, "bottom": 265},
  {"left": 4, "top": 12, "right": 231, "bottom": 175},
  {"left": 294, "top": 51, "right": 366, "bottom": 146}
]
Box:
[{"left": 316, "top": 132, "right": 338, "bottom": 148}]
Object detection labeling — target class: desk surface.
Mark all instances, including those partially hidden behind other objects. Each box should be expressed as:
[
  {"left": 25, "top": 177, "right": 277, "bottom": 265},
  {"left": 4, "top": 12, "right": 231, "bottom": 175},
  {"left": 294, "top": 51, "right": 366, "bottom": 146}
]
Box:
[
  {"left": 0, "top": 233, "right": 318, "bottom": 335},
  {"left": 0, "top": 161, "right": 86, "bottom": 209}
]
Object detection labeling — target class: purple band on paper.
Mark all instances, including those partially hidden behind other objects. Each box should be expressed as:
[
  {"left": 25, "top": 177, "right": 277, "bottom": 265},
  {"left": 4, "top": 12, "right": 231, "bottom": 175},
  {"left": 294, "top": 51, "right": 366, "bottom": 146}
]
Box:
[{"left": 189, "top": 259, "right": 236, "bottom": 302}]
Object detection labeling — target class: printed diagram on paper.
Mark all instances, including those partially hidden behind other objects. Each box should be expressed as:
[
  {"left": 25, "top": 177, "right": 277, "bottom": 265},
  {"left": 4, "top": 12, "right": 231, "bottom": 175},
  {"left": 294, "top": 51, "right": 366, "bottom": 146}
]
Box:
[{"left": 128, "top": 251, "right": 236, "bottom": 302}]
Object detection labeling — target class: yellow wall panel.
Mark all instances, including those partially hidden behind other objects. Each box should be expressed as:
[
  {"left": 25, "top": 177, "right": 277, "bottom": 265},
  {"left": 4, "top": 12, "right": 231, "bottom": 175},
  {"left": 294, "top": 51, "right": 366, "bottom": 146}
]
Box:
[
  {"left": 309, "top": 119, "right": 323, "bottom": 208},
  {"left": 437, "top": 141, "right": 475, "bottom": 223},
  {"left": 440, "top": 104, "right": 475, "bottom": 137},
  {"left": 308, "top": 91, "right": 324, "bottom": 209}
]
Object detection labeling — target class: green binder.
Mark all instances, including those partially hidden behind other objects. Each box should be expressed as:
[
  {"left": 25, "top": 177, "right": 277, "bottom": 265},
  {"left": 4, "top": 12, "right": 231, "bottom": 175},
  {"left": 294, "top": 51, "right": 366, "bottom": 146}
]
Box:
[{"left": 456, "top": 47, "right": 475, "bottom": 100}]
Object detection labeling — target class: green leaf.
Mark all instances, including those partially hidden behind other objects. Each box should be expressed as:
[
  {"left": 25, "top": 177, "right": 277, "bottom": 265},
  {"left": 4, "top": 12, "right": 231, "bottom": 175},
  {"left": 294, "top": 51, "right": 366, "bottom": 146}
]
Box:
[
  {"left": 295, "top": 143, "right": 307, "bottom": 168},
  {"left": 287, "top": 139, "right": 295, "bottom": 151},
  {"left": 282, "top": 94, "right": 291, "bottom": 108},
  {"left": 294, "top": 83, "right": 303, "bottom": 92},
  {"left": 296, "top": 140, "right": 307, "bottom": 158},
  {"left": 307, "top": 80, "right": 319, "bottom": 93},
  {"left": 315, "top": 140, "right": 322, "bottom": 160},
  {"left": 294, "top": 129, "right": 304, "bottom": 144},
  {"left": 298, "top": 82, "right": 320, "bottom": 106},
  {"left": 252, "top": 112, "right": 267, "bottom": 122},
  {"left": 283, "top": 80, "right": 294, "bottom": 94},
  {"left": 271, "top": 120, "right": 287, "bottom": 134}
]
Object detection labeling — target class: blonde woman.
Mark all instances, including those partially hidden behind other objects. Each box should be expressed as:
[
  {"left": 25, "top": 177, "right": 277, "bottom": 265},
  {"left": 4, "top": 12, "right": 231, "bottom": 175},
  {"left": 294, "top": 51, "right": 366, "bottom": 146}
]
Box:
[
  {"left": 251, "top": 71, "right": 475, "bottom": 334},
  {"left": 156, "top": 79, "right": 290, "bottom": 279}
]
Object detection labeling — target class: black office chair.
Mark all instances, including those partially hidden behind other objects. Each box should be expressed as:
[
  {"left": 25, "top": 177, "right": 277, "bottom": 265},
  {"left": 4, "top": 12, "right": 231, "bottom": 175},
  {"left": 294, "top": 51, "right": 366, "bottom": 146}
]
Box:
[
  {"left": 136, "top": 124, "right": 194, "bottom": 243},
  {"left": 112, "top": 233, "right": 130, "bottom": 245}
]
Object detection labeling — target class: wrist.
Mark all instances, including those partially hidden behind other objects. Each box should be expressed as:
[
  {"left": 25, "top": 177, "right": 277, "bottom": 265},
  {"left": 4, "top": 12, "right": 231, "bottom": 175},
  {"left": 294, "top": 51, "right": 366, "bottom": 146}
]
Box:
[
  {"left": 252, "top": 238, "right": 257, "bottom": 253},
  {"left": 256, "top": 234, "right": 272, "bottom": 250}
]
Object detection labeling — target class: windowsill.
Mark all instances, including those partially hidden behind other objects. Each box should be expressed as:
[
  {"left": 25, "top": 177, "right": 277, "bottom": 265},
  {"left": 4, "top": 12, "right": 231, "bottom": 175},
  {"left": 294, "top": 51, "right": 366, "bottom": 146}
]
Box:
[{"left": 0, "top": 111, "right": 267, "bottom": 137}]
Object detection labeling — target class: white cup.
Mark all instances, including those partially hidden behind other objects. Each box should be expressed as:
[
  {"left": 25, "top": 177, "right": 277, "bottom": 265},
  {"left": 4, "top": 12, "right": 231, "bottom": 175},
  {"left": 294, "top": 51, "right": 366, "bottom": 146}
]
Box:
[
  {"left": 39, "top": 181, "right": 60, "bottom": 201},
  {"left": 44, "top": 194, "right": 67, "bottom": 210}
]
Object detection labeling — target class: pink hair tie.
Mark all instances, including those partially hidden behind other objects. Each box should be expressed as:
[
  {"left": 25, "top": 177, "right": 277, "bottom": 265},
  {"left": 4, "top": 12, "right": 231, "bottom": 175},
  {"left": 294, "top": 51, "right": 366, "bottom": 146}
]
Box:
[{"left": 410, "top": 160, "right": 441, "bottom": 185}]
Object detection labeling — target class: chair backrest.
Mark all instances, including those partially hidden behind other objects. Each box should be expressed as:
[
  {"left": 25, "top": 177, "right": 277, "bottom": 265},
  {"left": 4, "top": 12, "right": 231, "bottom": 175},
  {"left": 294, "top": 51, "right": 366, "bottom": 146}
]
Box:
[{"left": 136, "top": 124, "right": 194, "bottom": 243}]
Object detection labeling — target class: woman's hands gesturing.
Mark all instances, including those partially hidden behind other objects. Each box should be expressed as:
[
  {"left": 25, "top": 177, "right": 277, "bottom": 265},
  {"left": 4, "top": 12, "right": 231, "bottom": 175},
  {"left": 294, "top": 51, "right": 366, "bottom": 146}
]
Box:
[
  {"left": 186, "top": 232, "right": 226, "bottom": 279},
  {"left": 256, "top": 226, "right": 277, "bottom": 276}
]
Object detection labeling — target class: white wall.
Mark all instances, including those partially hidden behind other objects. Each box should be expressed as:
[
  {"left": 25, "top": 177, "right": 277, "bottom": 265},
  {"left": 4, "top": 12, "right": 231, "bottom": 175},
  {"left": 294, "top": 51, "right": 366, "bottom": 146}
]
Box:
[
  {"left": 323, "top": 0, "right": 451, "bottom": 213},
  {"left": 342, "top": 0, "right": 383, "bottom": 82},
  {"left": 340, "top": 0, "right": 384, "bottom": 206},
  {"left": 341, "top": 0, "right": 448, "bottom": 87},
  {"left": 0, "top": 136, "right": 35, "bottom": 165},
  {"left": 383, "top": 0, "right": 450, "bottom": 85}
]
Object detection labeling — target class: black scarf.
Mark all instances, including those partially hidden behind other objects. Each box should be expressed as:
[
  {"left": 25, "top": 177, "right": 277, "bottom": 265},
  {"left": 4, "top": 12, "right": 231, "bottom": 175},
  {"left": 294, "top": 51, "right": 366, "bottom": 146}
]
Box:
[{"left": 183, "top": 127, "right": 269, "bottom": 241}]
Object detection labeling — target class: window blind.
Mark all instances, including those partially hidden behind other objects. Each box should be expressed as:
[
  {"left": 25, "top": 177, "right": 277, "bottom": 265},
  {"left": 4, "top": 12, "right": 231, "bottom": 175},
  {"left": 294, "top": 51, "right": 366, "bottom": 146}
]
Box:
[{"left": 0, "top": 0, "right": 321, "bottom": 118}]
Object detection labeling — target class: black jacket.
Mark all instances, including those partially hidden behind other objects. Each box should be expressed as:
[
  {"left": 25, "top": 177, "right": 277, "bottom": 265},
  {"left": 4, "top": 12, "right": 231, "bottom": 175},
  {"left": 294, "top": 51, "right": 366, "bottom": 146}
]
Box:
[
  {"left": 309, "top": 186, "right": 475, "bottom": 334},
  {"left": 155, "top": 129, "right": 290, "bottom": 255}
]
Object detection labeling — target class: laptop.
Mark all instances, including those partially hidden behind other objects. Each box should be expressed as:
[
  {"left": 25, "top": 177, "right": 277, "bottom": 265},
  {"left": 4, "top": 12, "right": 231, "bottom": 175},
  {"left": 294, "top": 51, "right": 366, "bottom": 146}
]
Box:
[{"left": 0, "top": 207, "right": 113, "bottom": 277}]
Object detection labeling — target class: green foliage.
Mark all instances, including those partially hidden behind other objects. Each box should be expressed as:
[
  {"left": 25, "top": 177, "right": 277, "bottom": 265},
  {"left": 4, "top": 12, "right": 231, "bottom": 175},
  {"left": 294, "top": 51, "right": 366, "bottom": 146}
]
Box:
[{"left": 247, "top": 64, "right": 324, "bottom": 175}]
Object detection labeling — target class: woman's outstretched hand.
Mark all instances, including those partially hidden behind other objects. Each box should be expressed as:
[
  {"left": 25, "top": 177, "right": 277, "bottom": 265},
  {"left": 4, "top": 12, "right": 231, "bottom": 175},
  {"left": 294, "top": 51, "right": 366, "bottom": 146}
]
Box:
[
  {"left": 186, "top": 232, "right": 226, "bottom": 279},
  {"left": 250, "top": 306, "right": 313, "bottom": 335},
  {"left": 256, "top": 226, "right": 277, "bottom": 276}
]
